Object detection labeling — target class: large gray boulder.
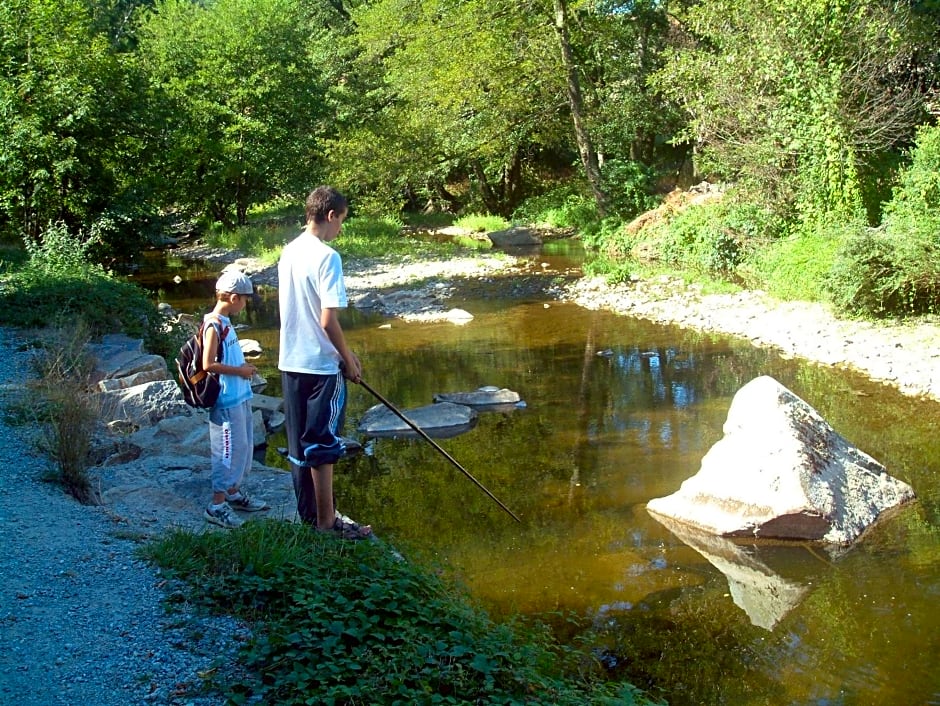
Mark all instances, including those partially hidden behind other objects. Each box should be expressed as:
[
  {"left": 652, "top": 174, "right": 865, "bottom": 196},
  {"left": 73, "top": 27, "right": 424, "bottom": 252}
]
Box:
[
  {"left": 647, "top": 376, "right": 915, "bottom": 545},
  {"left": 97, "top": 379, "right": 194, "bottom": 427}
]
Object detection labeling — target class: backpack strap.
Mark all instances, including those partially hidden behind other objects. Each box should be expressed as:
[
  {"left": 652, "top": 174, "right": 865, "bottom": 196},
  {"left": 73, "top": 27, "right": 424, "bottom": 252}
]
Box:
[{"left": 200, "top": 317, "right": 231, "bottom": 364}]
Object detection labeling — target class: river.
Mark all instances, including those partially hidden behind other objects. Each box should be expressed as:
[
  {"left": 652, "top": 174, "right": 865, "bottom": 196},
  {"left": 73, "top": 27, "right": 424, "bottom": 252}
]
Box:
[{"left": 134, "top": 243, "right": 940, "bottom": 705}]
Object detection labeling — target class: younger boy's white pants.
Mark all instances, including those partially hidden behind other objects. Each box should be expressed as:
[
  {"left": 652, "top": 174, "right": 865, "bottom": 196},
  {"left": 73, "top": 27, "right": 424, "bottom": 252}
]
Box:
[{"left": 209, "top": 399, "right": 254, "bottom": 494}]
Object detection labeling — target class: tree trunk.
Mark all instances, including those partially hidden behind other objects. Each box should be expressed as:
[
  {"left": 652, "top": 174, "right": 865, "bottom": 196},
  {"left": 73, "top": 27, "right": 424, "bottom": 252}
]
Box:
[{"left": 553, "top": 0, "right": 608, "bottom": 217}]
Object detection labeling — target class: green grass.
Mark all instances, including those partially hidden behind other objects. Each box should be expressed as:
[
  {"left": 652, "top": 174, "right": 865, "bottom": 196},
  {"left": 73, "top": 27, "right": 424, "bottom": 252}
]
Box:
[
  {"left": 205, "top": 207, "right": 463, "bottom": 264},
  {"left": 454, "top": 213, "right": 511, "bottom": 233},
  {"left": 141, "top": 520, "right": 660, "bottom": 706}
]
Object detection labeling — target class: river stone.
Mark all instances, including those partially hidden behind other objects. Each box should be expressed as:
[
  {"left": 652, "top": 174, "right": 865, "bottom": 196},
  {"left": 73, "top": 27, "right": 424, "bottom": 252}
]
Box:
[
  {"left": 487, "top": 226, "right": 542, "bottom": 247},
  {"left": 433, "top": 387, "right": 521, "bottom": 407},
  {"left": 357, "top": 401, "right": 477, "bottom": 438},
  {"left": 646, "top": 375, "right": 915, "bottom": 545},
  {"left": 97, "top": 379, "right": 194, "bottom": 427}
]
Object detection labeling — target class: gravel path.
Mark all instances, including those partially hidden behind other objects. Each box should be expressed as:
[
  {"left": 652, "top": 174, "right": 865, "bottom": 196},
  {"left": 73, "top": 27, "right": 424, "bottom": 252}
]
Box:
[{"left": 0, "top": 328, "right": 248, "bottom": 706}]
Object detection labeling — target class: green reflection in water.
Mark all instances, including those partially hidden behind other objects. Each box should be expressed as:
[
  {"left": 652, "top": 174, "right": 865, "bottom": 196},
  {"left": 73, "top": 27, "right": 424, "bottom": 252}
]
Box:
[{"left": 145, "top": 259, "right": 940, "bottom": 705}]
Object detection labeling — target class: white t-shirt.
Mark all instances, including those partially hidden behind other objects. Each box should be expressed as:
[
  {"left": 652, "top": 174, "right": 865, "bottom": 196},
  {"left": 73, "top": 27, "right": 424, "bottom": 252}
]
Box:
[{"left": 277, "top": 232, "right": 348, "bottom": 375}]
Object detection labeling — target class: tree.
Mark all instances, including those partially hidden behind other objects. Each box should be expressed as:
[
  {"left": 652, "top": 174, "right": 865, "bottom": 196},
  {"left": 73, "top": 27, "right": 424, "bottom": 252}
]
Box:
[
  {"left": 553, "top": 0, "right": 608, "bottom": 215},
  {"left": 136, "top": 0, "right": 342, "bottom": 227},
  {"left": 653, "top": 0, "right": 927, "bottom": 222},
  {"left": 334, "top": 0, "right": 573, "bottom": 216},
  {"left": 0, "top": 0, "right": 144, "bottom": 242}
]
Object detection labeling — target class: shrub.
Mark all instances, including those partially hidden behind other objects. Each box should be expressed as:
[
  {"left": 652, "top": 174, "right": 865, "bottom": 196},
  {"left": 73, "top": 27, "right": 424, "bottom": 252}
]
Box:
[
  {"left": 740, "top": 220, "right": 853, "bottom": 302},
  {"left": 513, "top": 187, "right": 600, "bottom": 230},
  {"left": 600, "top": 159, "right": 656, "bottom": 219},
  {"left": 822, "top": 124, "right": 940, "bottom": 317},
  {"left": 0, "top": 222, "right": 163, "bottom": 345},
  {"left": 827, "top": 228, "right": 940, "bottom": 317}
]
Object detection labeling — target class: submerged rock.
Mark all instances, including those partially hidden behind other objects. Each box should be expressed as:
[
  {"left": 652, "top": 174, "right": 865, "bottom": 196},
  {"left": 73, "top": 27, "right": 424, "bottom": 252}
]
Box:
[
  {"left": 357, "top": 401, "right": 477, "bottom": 438},
  {"left": 433, "top": 386, "right": 521, "bottom": 408},
  {"left": 647, "top": 375, "right": 915, "bottom": 545}
]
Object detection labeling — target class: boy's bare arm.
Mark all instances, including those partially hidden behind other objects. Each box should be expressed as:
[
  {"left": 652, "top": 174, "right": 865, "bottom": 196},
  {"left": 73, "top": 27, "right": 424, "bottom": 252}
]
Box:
[
  {"left": 202, "top": 326, "right": 257, "bottom": 379},
  {"left": 321, "top": 307, "right": 361, "bottom": 382}
]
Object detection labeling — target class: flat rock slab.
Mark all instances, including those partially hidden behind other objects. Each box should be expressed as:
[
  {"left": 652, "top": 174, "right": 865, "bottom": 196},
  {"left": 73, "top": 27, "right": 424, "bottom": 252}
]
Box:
[
  {"left": 433, "top": 387, "right": 521, "bottom": 408},
  {"left": 358, "top": 401, "right": 478, "bottom": 438},
  {"left": 647, "top": 375, "right": 915, "bottom": 545}
]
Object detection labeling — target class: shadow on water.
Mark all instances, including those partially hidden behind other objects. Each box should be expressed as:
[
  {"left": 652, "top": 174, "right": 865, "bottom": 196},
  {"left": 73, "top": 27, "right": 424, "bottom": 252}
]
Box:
[{"left": 137, "top": 244, "right": 940, "bottom": 706}]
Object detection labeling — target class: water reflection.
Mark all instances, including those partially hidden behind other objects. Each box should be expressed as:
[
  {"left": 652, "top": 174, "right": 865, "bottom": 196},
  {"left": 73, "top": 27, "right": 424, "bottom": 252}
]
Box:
[{"left": 649, "top": 513, "right": 813, "bottom": 630}]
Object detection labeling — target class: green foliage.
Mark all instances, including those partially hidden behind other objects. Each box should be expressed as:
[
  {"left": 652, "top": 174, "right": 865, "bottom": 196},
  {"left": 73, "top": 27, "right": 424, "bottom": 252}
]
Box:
[
  {"left": 142, "top": 520, "right": 658, "bottom": 705},
  {"left": 740, "top": 220, "right": 852, "bottom": 302},
  {"left": 823, "top": 124, "right": 940, "bottom": 317},
  {"left": 512, "top": 188, "right": 599, "bottom": 230},
  {"left": 654, "top": 0, "right": 924, "bottom": 218},
  {"left": 599, "top": 160, "right": 656, "bottom": 219},
  {"left": 826, "top": 228, "right": 940, "bottom": 317},
  {"left": 0, "top": 223, "right": 162, "bottom": 344},
  {"left": 0, "top": 0, "right": 152, "bottom": 242},
  {"left": 136, "top": 0, "right": 341, "bottom": 226},
  {"left": 643, "top": 199, "right": 784, "bottom": 277},
  {"left": 453, "top": 213, "right": 511, "bottom": 233}
]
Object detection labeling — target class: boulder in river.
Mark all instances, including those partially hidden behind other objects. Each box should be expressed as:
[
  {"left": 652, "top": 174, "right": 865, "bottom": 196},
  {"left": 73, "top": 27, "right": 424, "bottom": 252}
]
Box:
[{"left": 646, "top": 375, "right": 915, "bottom": 545}]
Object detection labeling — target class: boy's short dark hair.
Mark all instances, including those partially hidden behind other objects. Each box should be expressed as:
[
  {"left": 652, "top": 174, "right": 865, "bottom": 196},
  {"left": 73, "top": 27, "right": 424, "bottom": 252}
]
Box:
[{"left": 305, "top": 186, "right": 348, "bottom": 224}]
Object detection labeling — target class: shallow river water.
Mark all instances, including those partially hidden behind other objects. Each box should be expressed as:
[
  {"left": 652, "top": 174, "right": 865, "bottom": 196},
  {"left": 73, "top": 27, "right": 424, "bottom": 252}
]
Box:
[{"left": 139, "top": 248, "right": 940, "bottom": 705}]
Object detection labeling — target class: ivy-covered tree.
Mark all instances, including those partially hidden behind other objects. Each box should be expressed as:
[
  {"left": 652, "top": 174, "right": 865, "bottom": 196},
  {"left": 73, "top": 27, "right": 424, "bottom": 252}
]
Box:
[
  {"left": 136, "top": 0, "right": 343, "bottom": 227},
  {"left": 653, "top": 0, "right": 927, "bottom": 222}
]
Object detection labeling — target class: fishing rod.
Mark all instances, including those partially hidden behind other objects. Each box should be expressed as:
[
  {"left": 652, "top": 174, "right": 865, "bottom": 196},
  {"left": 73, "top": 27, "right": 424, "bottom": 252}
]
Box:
[{"left": 358, "top": 378, "right": 522, "bottom": 523}]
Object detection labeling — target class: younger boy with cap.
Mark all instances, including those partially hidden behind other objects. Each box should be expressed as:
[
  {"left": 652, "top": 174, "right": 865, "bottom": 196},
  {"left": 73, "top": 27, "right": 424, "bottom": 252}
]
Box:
[{"left": 203, "top": 268, "right": 269, "bottom": 528}]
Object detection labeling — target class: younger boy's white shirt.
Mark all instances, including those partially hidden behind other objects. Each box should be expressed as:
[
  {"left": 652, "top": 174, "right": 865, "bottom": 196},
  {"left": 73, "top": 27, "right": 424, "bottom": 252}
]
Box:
[{"left": 277, "top": 232, "right": 348, "bottom": 375}]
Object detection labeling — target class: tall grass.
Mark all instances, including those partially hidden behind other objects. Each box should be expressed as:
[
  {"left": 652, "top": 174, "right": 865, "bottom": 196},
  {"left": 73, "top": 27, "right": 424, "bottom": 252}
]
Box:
[
  {"left": 29, "top": 319, "right": 100, "bottom": 503},
  {"left": 205, "top": 210, "right": 461, "bottom": 263}
]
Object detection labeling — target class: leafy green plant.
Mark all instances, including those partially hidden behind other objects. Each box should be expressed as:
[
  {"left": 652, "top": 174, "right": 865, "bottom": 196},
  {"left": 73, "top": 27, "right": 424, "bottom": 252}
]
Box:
[
  {"left": 600, "top": 159, "right": 656, "bottom": 219},
  {"left": 142, "top": 520, "right": 660, "bottom": 705},
  {"left": 512, "top": 188, "right": 599, "bottom": 230}
]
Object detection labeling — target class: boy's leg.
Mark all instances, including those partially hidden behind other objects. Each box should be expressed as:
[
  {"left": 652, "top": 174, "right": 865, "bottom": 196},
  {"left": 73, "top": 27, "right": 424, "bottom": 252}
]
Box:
[
  {"left": 209, "top": 407, "right": 242, "bottom": 500},
  {"left": 282, "top": 371, "right": 346, "bottom": 524},
  {"left": 312, "top": 463, "right": 335, "bottom": 531},
  {"left": 225, "top": 399, "right": 254, "bottom": 494}
]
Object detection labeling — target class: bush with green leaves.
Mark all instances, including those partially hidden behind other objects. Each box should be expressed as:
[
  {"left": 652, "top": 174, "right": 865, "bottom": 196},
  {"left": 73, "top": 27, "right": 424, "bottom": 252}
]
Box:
[
  {"left": 0, "top": 223, "right": 163, "bottom": 346},
  {"left": 823, "top": 124, "right": 940, "bottom": 317},
  {"left": 512, "top": 188, "right": 599, "bottom": 230},
  {"left": 600, "top": 160, "right": 656, "bottom": 219},
  {"left": 642, "top": 199, "right": 784, "bottom": 277},
  {"left": 142, "top": 520, "right": 659, "bottom": 706},
  {"left": 739, "top": 218, "right": 853, "bottom": 303}
]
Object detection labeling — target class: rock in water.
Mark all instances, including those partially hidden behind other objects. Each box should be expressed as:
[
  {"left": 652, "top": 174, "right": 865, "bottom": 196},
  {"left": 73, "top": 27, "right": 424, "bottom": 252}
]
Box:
[{"left": 646, "top": 375, "right": 914, "bottom": 544}]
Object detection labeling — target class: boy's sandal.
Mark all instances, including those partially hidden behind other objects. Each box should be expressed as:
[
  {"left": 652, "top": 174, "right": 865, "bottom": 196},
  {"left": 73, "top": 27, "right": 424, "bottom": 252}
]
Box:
[{"left": 319, "top": 515, "right": 373, "bottom": 541}]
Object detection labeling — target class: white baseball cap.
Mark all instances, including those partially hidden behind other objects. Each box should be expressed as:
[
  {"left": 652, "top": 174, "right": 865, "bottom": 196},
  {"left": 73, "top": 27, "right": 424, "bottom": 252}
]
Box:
[{"left": 215, "top": 269, "right": 254, "bottom": 295}]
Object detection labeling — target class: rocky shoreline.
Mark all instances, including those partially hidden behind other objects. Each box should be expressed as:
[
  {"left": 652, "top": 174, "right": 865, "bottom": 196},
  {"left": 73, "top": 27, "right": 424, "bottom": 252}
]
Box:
[{"left": 176, "top": 238, "right": 940, "bottom": 404}]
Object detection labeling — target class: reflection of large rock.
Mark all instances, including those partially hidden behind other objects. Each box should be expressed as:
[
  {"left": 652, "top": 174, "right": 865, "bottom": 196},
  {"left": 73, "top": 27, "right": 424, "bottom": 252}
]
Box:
[
  {"left": 647, "top": 376, "right": 915, "bottom": 545},
  {"left": 358, "top": 401, "right": 477, "bottom": 438},
  {"left": 651, "top": 514, "right": 809, "bottom": 630}
]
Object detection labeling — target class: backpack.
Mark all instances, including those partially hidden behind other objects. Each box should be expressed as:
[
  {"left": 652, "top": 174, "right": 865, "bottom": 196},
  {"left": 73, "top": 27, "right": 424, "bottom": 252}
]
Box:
[{"left": 175, "top": 319, "right": 230, "bottom": 409}]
